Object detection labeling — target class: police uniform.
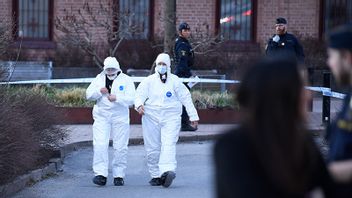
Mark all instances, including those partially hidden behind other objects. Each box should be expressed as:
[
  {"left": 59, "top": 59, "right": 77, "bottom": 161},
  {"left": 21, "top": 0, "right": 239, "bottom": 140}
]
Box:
[
  {"left": 326, "top": 92, "right": 352, "bottom": 196},
  {"left": 265, "top": 17, "right": 305, "bottom": 64},
  {"left": 174, "top": 36, "right": 194, "bottom": 78},
  {"left": 174, "top": 22, "right": 197, "bottom": 131},
  {"left": 327, "top": 92, "right": 352, "bottom": 162},
  {"left": 265, "top": 32, "right": 305, "bottom": 64},
  {"left": 326, "top": 24, "right": 352, "bottom": 196}
]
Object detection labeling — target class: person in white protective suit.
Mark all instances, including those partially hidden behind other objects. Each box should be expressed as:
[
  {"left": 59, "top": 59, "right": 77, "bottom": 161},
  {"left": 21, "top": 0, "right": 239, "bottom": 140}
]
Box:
[
  {"left": 86, "top": 57, "right": 135, "bottom": 186},
  {"left": 135, "top": 53, "right": 199, "bottom": 188}
]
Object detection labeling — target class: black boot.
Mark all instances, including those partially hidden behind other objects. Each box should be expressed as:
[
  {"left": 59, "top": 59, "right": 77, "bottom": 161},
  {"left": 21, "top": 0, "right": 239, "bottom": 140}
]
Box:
[
  {"left": 160, "top": 171, "right": 176, "bottom": 188},
  {"left": 93, "top": 175, "right": 107, "bottom": 186},
  {"left": 114, "top": 177, "right": 124, "bottom": 186},
  {"left": 149, "top": 178, "right": 162, "bottom": 186},
  {"left": 181, "top": 124, "right": 197, "bottom": 131}
]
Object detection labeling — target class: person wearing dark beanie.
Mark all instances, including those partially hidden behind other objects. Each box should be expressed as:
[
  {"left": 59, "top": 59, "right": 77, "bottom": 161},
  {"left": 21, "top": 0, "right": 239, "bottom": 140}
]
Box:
[
  {"left": 265, "top": 17, "right": 305, "bottom": 64},
  {"left": 326, "top": 24, "right": 352, "bottom": 197}
]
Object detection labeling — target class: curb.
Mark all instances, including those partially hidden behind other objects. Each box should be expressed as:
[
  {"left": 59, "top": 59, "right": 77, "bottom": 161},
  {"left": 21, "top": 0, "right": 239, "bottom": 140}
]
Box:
[{"left": 0, "top": 158, "right": 63, "bottom": 198}]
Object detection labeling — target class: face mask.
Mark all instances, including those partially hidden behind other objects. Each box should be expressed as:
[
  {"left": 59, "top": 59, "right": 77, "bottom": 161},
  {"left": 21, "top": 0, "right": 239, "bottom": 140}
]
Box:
[
  {"left": 156, "top": 65, "right": 167, "bottom": 74},
  {"left": 107, "top": 73, "right": 117, "bottom": 80}
]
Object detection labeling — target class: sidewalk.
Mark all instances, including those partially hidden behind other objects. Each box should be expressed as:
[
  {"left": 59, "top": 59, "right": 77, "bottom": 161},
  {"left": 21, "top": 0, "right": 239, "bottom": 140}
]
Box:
[{"left": 62, "top": 124, "right": 236, "bottom": 145}]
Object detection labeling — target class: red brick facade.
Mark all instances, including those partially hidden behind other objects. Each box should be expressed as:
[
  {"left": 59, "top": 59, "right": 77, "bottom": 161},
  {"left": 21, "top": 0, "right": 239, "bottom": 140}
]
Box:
[
  {"left": 0, "top": 0, "right": 323, "bottom": 64},
  {"left": 256, "top": 0, "right": 322, "bottom": 46}
]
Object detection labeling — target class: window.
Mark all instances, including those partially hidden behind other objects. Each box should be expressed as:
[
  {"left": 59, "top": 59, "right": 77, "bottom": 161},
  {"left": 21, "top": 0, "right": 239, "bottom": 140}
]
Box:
[
  {"left": 325, "top": 0, "right": 352, "bottom": 33},
  {"left": 218, "top": 0, "right": 254, "bottom": 41},
  {"left": 119, "top": 0, "right": 151, "bottom": 39},
  {"left": 14, "top": 0, "right": 53, "bottom": 40}
]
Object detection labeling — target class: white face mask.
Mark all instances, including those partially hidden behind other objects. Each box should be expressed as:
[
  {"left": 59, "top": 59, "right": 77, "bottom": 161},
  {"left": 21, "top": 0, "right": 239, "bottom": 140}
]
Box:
[
  {"left": 107, "top": 73, "right": 117, "bottom": 80},
  {"left": 156, "top": 65, "right": 167, "bottom": 74}
]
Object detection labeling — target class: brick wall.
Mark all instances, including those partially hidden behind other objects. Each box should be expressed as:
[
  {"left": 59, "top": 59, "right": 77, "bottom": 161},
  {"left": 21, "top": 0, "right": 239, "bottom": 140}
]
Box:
[
  {"left": 20, "top": 0, "right": 111, "bottom": 62},
  {"left": 0, "top": 0, "right": 12, "bottom": 23},
  {"left": 153, "top": 0, "right": 217, "bottom": 38},
  {"left": 153, "top": 0, "right": 321, "bottom": 49},
  {"left": 176, "top": 0, "right": 217, "bottom": 36},
  {"left": 0, "top": 0, "right": 322, "bottom": 64},
  {"left": 256, "top": 0, "right": 321, "bottom": 48}
]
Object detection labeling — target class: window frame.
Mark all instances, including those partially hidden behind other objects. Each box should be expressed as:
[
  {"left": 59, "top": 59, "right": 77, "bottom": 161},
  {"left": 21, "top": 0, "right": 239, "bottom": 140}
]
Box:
[
  {"left": 322, "top": 0, "right": 352, "bottom": 37},
  {"left": 215, "top": 0, "right": 257, "bottom": 43},
  {"left": 12, "top": 0, "right": 55, "bottom": 48},
  {"left": 116, "top": 0, "right": 154, "bottom": 41}
]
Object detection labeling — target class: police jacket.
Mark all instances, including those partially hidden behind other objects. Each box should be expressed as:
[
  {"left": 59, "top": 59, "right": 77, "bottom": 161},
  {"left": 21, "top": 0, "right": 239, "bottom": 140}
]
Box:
[
  {"left": 327, "top": 92, "right": 352, "bottom": 162},
  {"left": 174, "top": 36, "right": 194, "bottom": 78},
  {"left": 265, "top": 33, "right": 305, "bottom": 64}
]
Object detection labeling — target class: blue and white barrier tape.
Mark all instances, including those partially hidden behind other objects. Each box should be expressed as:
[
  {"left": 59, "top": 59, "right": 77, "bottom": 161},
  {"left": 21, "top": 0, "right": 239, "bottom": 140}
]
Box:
[
  {"left": 305, "top": 86, "right": 346, "bottom": 99},
  {"left": 0, "top": 78, "right": 345, "bottom": 99},
  {"left": 0, "top": 77, "right": 240, "bottom": 85}
]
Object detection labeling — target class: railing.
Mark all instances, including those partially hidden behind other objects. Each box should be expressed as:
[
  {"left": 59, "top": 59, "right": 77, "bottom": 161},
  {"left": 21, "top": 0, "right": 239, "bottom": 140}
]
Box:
[{"left": 0, "top": 61, "right": 52, "bottom": 82}]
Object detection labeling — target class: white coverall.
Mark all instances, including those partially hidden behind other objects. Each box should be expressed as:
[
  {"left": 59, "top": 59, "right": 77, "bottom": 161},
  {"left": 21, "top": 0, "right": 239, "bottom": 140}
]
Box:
[
  {"left": 86, "top": 65, "right": 135, "bottom": 178},
  {"left": 135, "top": 54, "right": 199, "bottom": 178}
]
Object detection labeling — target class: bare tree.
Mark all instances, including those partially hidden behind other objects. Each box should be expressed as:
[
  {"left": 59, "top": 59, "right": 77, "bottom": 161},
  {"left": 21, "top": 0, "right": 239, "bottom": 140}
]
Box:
[
  {"left": 189, "top": 21, "right": 223, "bottom": 55},
  {"left": 163, "top": 0, "right": 176, "bottom": 54},
  {"left": 55, "top": 1, "right": 139, "bottom": 69},
  {"left": 0, "top": 21, "right": 13, "bottom": 57},
  {"left": 0, "top": 17, "right": 23, "bottom": 83}
]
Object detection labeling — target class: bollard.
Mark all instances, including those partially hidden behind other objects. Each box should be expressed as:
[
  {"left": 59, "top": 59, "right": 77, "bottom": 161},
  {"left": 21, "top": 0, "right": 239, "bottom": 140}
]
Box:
[{"left": 322, "top": 72, "right": 331, "bottom": 124}]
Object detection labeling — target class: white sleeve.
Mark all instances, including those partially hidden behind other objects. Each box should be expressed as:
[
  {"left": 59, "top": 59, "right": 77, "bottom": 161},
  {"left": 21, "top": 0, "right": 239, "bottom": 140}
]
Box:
[
  {"left": 134, "top": 78, "right": 149, "bottom": 110},
  {"left": 86, "top": 76, "right": 103, "bottom": 101},
  {"left": 175, "top": 79, "right": 199, "bottom": 121},
  {"left": 115, "top": 76, "right": 136, "bottom": 107}
]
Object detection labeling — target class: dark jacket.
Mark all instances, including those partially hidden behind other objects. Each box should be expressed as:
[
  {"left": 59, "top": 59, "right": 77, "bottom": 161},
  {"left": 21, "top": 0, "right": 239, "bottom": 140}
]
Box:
[
  {"left": 174, "top": 36, "right": 194, "bottom": 78},
  {"left": 265, "top": 33, "right": 305, "bottom": 64},
  {"left": 326, "top": 91, "right": 352, "bottom": 197},
  {"left": 327, "top": 92, "right": 352, "bottom": 162},
  {"left": 214, "top": 127, "right": 336, "bottom": 198}
]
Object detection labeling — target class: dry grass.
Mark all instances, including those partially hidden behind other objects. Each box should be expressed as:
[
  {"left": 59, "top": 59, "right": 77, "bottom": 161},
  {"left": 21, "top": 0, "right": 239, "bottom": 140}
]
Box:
[
  {"left": 192, "top": 90, "right": 237, "bottom": 109},
  {"left": 54, "top": 87, "right": 94, "bottom": 107}
]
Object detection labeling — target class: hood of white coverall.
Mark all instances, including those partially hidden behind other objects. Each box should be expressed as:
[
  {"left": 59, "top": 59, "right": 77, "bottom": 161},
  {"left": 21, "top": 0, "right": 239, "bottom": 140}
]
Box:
[
  {"left": 154, "top": 53, "right": 171, "bottom": 74},
  {"left": 103, "top": 57, "right": 121, "bottom": 72}
]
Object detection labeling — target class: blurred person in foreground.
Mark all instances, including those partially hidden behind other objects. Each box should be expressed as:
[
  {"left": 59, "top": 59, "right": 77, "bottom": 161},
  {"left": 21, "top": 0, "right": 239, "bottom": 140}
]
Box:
[
  {"left": 214, "top": 58, "right": 335, "bottom": 197},
  {"left": 326, "top": 24, "right": 352, "bottom": 197}
]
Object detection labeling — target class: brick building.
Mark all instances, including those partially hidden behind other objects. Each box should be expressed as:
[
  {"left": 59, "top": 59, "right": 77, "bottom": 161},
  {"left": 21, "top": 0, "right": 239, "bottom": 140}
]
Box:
[{"left": 0, "top": 0, "right": 351, "bottom": 71}]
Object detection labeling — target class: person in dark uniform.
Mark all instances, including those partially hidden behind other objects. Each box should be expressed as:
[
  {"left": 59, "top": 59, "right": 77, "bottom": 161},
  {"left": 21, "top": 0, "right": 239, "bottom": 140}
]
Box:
[
  {"left": 174, "top": 22, "right": 197, "bottom": 131},
  {"left": 266, "top": 17, "right": 305, "bottom": 64},
  {"left": 326, "top": 24, "right": 352, "bottom": 197}
]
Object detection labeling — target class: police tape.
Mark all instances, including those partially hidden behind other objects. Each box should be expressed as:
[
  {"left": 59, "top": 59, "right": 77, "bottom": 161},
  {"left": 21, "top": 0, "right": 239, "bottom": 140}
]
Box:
[
  {"left": 305, "top": 86, "right": 346, "bottom": 99},
  {"left": 0, "top": 77, "right": 240, "bottom": 85},
  {"left": 0, "top": 77, "right": 346, "bottom": 99}
]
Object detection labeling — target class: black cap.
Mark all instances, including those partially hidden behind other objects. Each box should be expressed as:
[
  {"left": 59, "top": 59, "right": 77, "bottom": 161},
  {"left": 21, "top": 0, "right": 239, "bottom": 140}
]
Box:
[
  {"left": 328, "top": 24, "right": 352, "bottom": 50},
  {"left": 179, "top": 22, "right": 190, "bottom": 31},
  {"left": 276, "top": 17, "right": 287, "bottom": 24}
]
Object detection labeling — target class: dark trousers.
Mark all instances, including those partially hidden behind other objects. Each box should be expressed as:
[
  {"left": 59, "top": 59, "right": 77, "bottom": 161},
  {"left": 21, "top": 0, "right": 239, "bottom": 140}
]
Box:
[{"left": 181, "top": 83, "right": 190, "bottom": 126}]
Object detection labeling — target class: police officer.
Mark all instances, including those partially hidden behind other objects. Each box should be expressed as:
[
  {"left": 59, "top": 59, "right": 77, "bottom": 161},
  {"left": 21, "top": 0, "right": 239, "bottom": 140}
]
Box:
[
  {"left": 326, "top": 24, "right": 352, "bottom": 196},
  {"left": 174, "top": 22, "right": 197, "bottom": 131},
  {"left": 266, "top": 17, "right": 305, "bottom": 64}
]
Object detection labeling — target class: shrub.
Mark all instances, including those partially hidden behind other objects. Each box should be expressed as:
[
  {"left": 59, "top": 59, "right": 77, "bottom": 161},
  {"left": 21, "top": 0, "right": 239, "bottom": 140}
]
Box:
[
  {"left": 0, "top": 86, "right": 67, "bottom": 185},
  {"left": 2, "top": 86, "right": 237, "bottom": 109},
  {"left": 192, "top": 90, "right": 237, "bottom": 109}
]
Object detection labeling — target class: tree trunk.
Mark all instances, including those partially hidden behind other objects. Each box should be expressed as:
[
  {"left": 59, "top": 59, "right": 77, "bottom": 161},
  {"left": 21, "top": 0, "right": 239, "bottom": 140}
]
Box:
[{"left": 163, "top": 0, "right": 176, "bottom": 55}]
